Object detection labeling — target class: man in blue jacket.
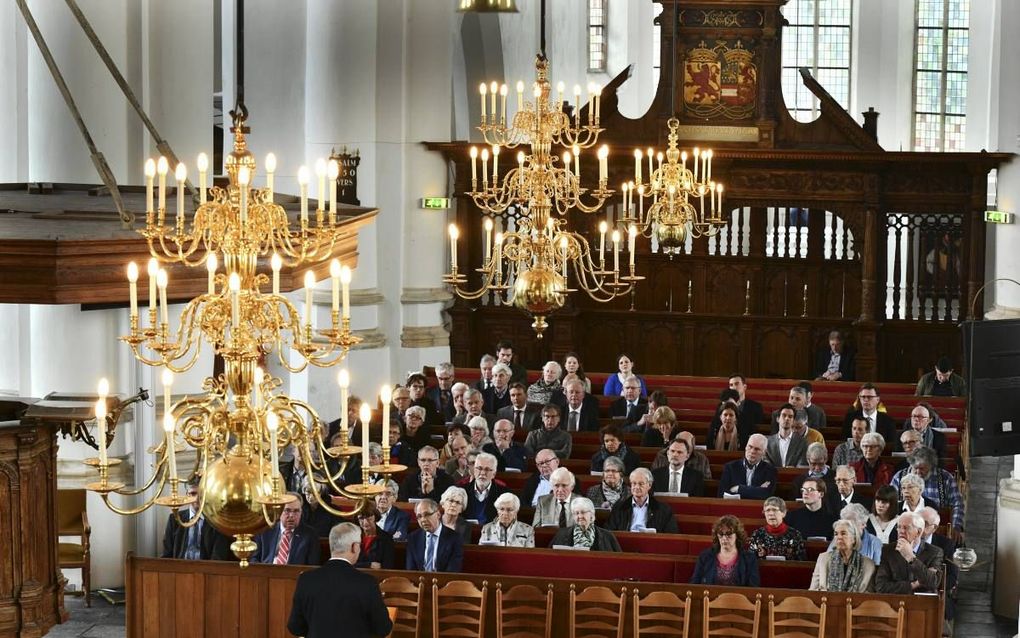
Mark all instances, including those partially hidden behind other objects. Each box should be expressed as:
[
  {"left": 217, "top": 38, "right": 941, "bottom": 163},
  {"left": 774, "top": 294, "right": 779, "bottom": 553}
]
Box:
[
  {"left": 406, "top": 499, "right": 464, "bottom": 572},
  {"left": 718, "top": 433, "right": 778, "bottom": 499}
]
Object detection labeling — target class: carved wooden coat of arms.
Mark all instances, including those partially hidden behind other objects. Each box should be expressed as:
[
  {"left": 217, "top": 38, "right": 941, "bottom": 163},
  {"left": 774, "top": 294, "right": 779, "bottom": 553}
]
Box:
[{"left": 683, "top": 40, "right": 757, "bottom": 120}]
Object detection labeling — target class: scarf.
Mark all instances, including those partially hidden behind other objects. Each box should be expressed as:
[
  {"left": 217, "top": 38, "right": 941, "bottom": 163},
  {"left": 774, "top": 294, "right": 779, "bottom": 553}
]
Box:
[
  {"left": 573, "top": 525, "right": 596, "bottom": 549},
  {"left": 919, "top": 425, "right": 934, "bottom": 449},
  {"left": 765, "top": 522, "right": 789, "bottom": 536},
  {"left": 827, "top": 549, "right": 866, "bottom": 592},
  {"left": 601, "top": 482, "right": 623, "bottom": 506}
]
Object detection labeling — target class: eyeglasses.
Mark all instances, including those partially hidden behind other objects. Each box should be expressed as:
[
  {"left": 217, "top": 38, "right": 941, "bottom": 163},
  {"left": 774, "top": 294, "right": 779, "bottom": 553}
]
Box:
[
  {"left": 835, "top": 478, "right": 854, "bottom": 484},
  {"left": 800, "top": 487, "right": 819, "bottom": 493},
  {"left": 418, "top": 457, "right": 439, "bottom": 464},
  {"left": 910, "top": 415, "right": 930, "bottom": 421},
  {"left": 717, "top": 531, "right": 736, "bottom": 538},
  {"left": 536, "top": 458, "right": 556, "bottom": 466},
  {"left": 282, "top": 508, "right": 302, "bottom": 515},
  {"left": 416, "top": 510, "right": 438, "bottom": 519},
  {"left": 474, "top": 465, "right": 496, "bottom": 474}
]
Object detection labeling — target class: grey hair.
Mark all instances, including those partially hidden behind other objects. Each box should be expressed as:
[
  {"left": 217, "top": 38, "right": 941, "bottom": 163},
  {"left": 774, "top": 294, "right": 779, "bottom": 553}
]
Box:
[
  {"left": 405, "top": 405, "right": 426, "bottom": 420},
  {"left": 908, "top": 446, "right": 939, "bottom": 470},
  {"left": 467, "top": 416, "right": 490, "bottom": 432},
  {"left": 835, "top": 464, "right": 855, "bottom": 479},
  {"left": 840, "top": 503, "right": 870, "bottom": 527},
  {"left": 900, "top": 473, "right": 925, "bottom": 491},
  {"left": 806, "top": 442, "right": 828, "bottom": 462},
  {"left": 451, "top": 382, "right": 469, "bottom": 394},
  {"left": 602, "top": 456, "right": 626, "bottom": 472},
  {"left": 492, "top": 362, "right": 512, "bottom": 378},
  {"left": 920, "top": 506, "right": 940, "bottom": 527},
  {"left": 436, "top": 362, "right": 455, "bottom": 376},
  {"left": 629, "top": 467, "right": 653, "bottom": 485},
  {"left": 417, "top": 445, "right": 439, "bottom": 459},
  {"left": 328, "top": 522, "right": 362, "bottom": 555},
  {"left": 747, "top": 433, "right": 768, "bottom": 448},
  {"left": 832, "top": 519, "right": 861, "bottom": 550},
  {"left": 440, "top": 486, "right": 468, "bottom": 508},
  {"left": 480, "top": 353, "right": 496, "bottom": 366},
  {"left": 897, "top": 511, "right": 925, "bottom": 532},
  {"left": 550, "top": 466, "right": 576, "bottom": 488},
  {"left": 861, "top": 432, "right": 885, "bottom": 450},
  {"left": 374, "top": 478, "right": 400, "bottom": 495},
  {"left": 494, "top": 491, "right": 520, "bottom": 511},
  {"left": 474, "top": 451, "right": 498, "bottom": 468},
  {"left": 543, "top": 361, "right": 563, "bottom": 378},
  {"left": 463, "top": 388, "right": 483, "bottom": 402},
  {"left": 368, "top": 442, "right": 383, "bottom": 457},
  {"left": 794, "top": 408, "right": 809, "bottom": 424},
  {"left": 763, "top": 496, "right": 786, "bottom": 512},
  {"left": 570, "top": 496, "right": 596, "bottom": 516},
  {"left": 789, "top": 386, "right": 807, "bottom": 398}
]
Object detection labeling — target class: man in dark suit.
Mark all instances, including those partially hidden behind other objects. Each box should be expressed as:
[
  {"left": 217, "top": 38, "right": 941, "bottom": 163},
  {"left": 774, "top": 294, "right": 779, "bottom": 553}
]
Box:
[
  {"left": 427, "top": 362, "right": 458, "bottom": 422},
  {"left": 609, "top": 376, "right": 648, "bottom": 431},
  {"left": 287, "top": 522, "right": 393, "bottom": 638},
  {"left": 608, "top": 468, "right": 678, "bottom": 533},
  {"left": 374, "top": 479, "right": 410, "bottom": 541},
  {"left": 496, "top": 340, "right": 528, "bottom": 385},
  {"left": 765, "top": 403, "right": 809, "bottom": 468},
  {"left": 398, "top": 445, "right": 454, "bottom": 502},
  {"left": 651, "top": 438, "right": 705, "bottom": 497},
  {"left": 253, "top": 494, "right": 321, "bottom": 565},
  {"left": 483, "top": 363, "right": 514, "bottom": 414},
  {"left": 710, "top": 376, "right": 764, "bottom": 446},
  {"left": 491, "top": 418, "right": 528, "bottom": 471},
  {"left": 827, "top": 465, "right": 873, "bottom": 514},
  {"left": 717, "top": 434, "right": 778, "bottom": 499},
  {"left": 790, "top": 442, "right": 838, "bottom": 500},
  {"left": 815, "top": 329, "right": 856, "bottom": 381},
  {"left": 161, "top": 480, "right": 233, "bottom": 561},
  {"left": 903, "top": 403, "right": 947, "bottom": 457},
  {"left": 406, "top": 499, "right": 464, "bottom": 572},
  {"left": 473, "top": 354, "right": 496, "bottom": 392},
  {"left": 452, "top": 388, "right": 496, "bottom": 427},
  {"left": 461, "top": 452, "right": 507, "bottom": 525},
  {"left": 496, "top": 383, "right": 541, "bottom": 431},
  {"left": 841, "top": 383, "right": 896, "bottom": 441},
  {"left": 552, "top": 378, "right": 600, "bottom": 432},
  {"left": 921, "top": 506, "right": 958, "bottom": 620},
  {"left": 875, "top": 511, "right": 943, "bottom": 594},
  {"left": 407, "top": 373, "right": 443, "bottom": 425}
]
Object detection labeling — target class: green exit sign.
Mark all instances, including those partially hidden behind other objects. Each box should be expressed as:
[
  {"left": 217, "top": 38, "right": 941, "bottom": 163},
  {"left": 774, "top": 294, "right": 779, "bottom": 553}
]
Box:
[
  {"left": 421, "top": 197, "right": 451, "bottom": 210},
  {"left": 985, "top": 210, "right": 1014, "bottom": 224}
]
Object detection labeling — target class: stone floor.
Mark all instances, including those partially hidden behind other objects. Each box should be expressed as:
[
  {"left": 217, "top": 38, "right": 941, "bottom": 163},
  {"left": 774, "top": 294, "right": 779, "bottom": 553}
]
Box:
[{"left": 45, "top": 457, "right": 1020, "bottom": 637}]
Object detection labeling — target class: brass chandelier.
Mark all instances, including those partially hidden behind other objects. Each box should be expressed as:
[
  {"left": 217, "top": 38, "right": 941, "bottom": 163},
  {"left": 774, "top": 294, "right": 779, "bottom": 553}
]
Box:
[
  {"left": 444, "top": 53, "right": 642, "bottom": 337},
  {"left": 84, "top": 107, "right": 404, "bottom": 566}
]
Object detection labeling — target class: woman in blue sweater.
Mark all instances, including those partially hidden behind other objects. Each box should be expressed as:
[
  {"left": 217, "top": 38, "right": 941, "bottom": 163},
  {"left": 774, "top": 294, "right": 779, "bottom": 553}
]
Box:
[
  {"left": 602, "top": 353, "right": 648, "bottom": 397},
  {"left": 691, "top": 515, "right": 760, "bottom": 586}
]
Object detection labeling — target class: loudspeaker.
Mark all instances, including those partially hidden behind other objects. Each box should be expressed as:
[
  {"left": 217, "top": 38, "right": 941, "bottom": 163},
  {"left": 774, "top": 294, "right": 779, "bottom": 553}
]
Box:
[{"left": 962, "top": 319, "right": 1020, "bottom": 456}]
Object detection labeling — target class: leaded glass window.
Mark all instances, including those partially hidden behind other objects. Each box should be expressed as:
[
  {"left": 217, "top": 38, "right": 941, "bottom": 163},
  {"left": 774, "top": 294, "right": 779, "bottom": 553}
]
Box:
[
  {"left": 913, "top": 0, "right": 969, "bottom": 151},
  {"left": 781, "top": 0, "right": 853, "bottom": 122},
  {"left": 588, "top": 0, "right": 607, "bottom": 72}
]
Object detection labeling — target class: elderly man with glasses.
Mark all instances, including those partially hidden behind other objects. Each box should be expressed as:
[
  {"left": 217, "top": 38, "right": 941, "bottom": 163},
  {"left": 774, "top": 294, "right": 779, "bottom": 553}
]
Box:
[
  {"left": 406, "top": 499, "right": 464, "bottom": 573},
  {"left": 903, "top": 403, "right": 947, "bottom": 458},
  {"left": 522, "top": 448, "right": 568, "bottom": 507},
  {"left": 398, "top": 445, "right": 453, "bottom": 502},
  {"left": 254, "top": 492, "right": 322, "bottom": 565},
  {"left": 462, "top": 452, "right": 506, "bottom": 526},
  {"left": 891, "top": 446, "right": 965, "bottom": 541},
  {"left": 524, "top": 404, "right": 573, "bottom": 460},
  {"left": 373, "top": 479, "right": 409, "bottom": 541},
  {"left": 427, "top": 362, "right": 458, "bottom": 422},
  {"left": 875, "top": 511, "right": 943, "bottom": 594},
  {"left": 533, "top": 467, "right": 581, "bottom": 528},
  {"left": 718, "top": 434, "right": 777, "bottom": 499}
]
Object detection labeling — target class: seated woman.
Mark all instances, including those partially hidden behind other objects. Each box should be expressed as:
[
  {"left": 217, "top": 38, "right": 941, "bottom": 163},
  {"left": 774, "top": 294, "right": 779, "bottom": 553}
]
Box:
[
  {"left": 866, "top": 485, "right": 900, "bottom": 544},
  {"left": 562, "top": 352, "right": 592, "bottom": 394},
  {"left": 586, "top": 456, "right": 630, "bottom": 510},
  {"left": 550, "top": 497, "right": 621, "bottom": 552},
  {"left": 850, "top": 432, "right": 895, "bottom": 488},
  {"left": 747, "top": 496, "right": 806, "bottom": 561},
  {"left": 691, "top": 515, "right": 760, "bottom": 586},
  {"left": 590, "top": 424, "right": 640, "bottom": 474},
  {"left": 809, "top": 519, "right": 876, "bottom": 592},
  {"left": 479, "top": 493, "right": 535, "bottom": 547},
  {"left": 440, "top": 486, "right": 473, "bottom": 545},
  {"left": 833, "top": 503, "right": 882, "bottom": 565},
  {"left": 632, "top": 390, "right": 668, "bottom": 436},
  {"left": 603, "top": 353, "right": 648, "bottom": 397},
  {"left": 466, "top": 416, "right": 495, "bottom": 455},
  {"left": 354, "top": 504, "right": 395, "bottom": 570},
  {"left": 641, "top": 405, "right": 679, "bottom": 448},
  {"left": 833, "top": 415, "right": 867, "bottom": 466},
  {"left": 711, "top": 402, "right": 741, "bottom": 451},
  {"left": 527, "top": 361, "right": 563, "bottom": 406},
  {"left": 395, "top": 406, "right": 431, "bottom": 467}
]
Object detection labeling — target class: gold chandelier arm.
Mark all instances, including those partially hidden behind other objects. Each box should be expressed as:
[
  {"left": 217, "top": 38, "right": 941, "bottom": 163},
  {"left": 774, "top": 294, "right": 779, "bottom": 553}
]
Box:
[{"left": 99, "top": 486, "right": 163, "bottom": 516}]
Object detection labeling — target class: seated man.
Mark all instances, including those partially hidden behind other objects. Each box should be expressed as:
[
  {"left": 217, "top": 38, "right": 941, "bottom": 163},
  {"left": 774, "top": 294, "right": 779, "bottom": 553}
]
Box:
[
  {"left": 482, "top": 363, "right": 513, "bottom": 414},
  {"left": 461, "top": 452, "right": 506, "bottom": 526},
  {"left": 523, "top": 404, "right": 573, "bottom": 459},
  {"left": 828, "top": 464, "right": 873, "bottom": 512},
  {"left": 495, "top": 339, "right": 528, "bottom": 385},
  {"left": 607, "top": 468, "right": 678, "bottom": 533},
  {"left": 850, "top": 432, "right": 895, "bottom": 488},
  {"left": 374, "top": 479, "right": 409, "bottom": 541},
  {"left": 161, "top": 477, "right": 232, "bottom": 561},
  {"left": 875, "top": 512, "right": 943, "bottom": 594},
  {"left": 426, "top": 362, "right": 457, "bottom": 422},
  {"left": 609, "top": 376, "right": 648, "bottom": 431},
  {"left": 792, "top": 408, "right": 825, "bottom": 447},
  {"left": 904, "top": 403, "right": 947, "bottom": 458},
  {"left": 771, "top": 386, "right": 824, "bottom": 431},
  {"left": 473, "top": 353, "right": 495, "bottom": 392},
  {"left": 406, "top": 499, "right": 464, "bottom": 572},
  {"left": 915, "top": 356, "right": 967, "bottom": 397},
  {"left": 496, "top": 382, "right": 541, "bottom": 431},
  {"left": 552, "top": 378, "right": 600, "bottom": 432},
  {"left": 521, "top": 448, "right": 561, "bottom": 507},
  {"left": 253, "top": 493, "right": 321, "bottom": 565},
  {"left": 397, "top": 445, "right": 453, "bottom": 502},
  {"left": 797, "top": 381, "right": 828, "bottom": 429},
  {"left": 407, "top": 372, "right": 443, "bottom": 425},
  {"left": 717, "top": 434, "right": 777, "bottom": 499},
  {"left": 842, "top": 383, "right": 896, "bottom": 441},
  {"left": 709, "top": 374, "right": 764, "bottom": 446},
  {"left": 533, "top": 467, "right": 580, "bottom": 528},
  {"left": 651, "top": 438, "right": 705, "bottom": 496},
  {"left": 815, "top": 329, "right": 855, "bottom": 381},
  {"left": 786, "top": 478, "right": 836, "bottom": 540},
  {"left": 890, "top": 446, "right": 965, "bottom": 540},
  {"left": 896, "top": 429, "right": 922, "bottom": 473},
  {"left": 921, "top": 506, "right": 958, "bottom": 620},
  {"left": 791, "top": 442, "right": 837, "bottom": 499},
  {"left": 765, "top": 403, "right": 808, "bottom": 468},
  {"left": 452, "top": 388, "right": 496, "bottom": 427},
  {"left": 491, "top": 418, "right": 528, "bottom": 471}
]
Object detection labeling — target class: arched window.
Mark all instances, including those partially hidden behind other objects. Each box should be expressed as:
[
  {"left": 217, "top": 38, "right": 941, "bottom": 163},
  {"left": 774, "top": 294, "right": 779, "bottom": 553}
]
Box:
[
  {"left": 912, "top": 0, "right": 969, "bottom": 151},
  {"left": 780, "top": 0, "right": 853, "bottom": 122}
]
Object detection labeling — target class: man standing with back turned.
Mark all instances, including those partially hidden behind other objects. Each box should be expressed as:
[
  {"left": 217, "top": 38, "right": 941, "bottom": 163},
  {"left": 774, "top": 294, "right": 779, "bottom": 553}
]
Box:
[{"left": 287, "top": 522, "right": 393, "bottom": 638}]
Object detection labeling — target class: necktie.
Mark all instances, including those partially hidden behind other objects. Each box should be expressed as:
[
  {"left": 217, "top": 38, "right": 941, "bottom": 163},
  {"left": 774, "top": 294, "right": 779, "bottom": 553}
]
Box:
[
  {"left": 558, "top": 501, "right": 568, "bottom": 527},
  {"left": 274, "top": 529, "right": 292, "bottom": 565},
  {"left": 424, "top": 533, "right": 437, "bottom": 571},
  {"left": 627, "top": 402, "right": 635, "bottom": 418},
  {"left": 866, "top": 416, "right": 874, "bottom": 431},
  {"left": 185, "top": 518, "right": 202, "bottom": 560},
  {"left": 568, "top": 411, "right": 579, "bottom": 432},
  {"left": 670, "top": 471, "right": 680, "bottom": 493},
  {"left": 515, "top": 410, "right": 523, "bottom": 429}
]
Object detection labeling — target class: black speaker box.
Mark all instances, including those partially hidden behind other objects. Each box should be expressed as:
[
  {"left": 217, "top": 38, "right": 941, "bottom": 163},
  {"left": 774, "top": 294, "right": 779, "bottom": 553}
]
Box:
[{"left": 962, "top": 319, "right": 1020, "bottom": 456}]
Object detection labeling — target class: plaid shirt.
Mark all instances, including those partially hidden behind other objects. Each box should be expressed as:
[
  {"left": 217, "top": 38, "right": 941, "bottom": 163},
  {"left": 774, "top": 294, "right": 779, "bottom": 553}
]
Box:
[{"left": 891, "top": 468, "right": 964, "bottom": 530}]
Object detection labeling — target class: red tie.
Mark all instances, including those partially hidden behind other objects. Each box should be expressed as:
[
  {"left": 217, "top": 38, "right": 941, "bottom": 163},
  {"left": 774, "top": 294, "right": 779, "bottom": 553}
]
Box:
[{"left": 274, "top": 529, "right": 292, "bottom": 565}]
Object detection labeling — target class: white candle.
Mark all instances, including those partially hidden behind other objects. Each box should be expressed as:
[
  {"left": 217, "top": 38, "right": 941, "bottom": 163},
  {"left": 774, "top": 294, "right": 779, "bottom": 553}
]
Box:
[
  {"left": 163, "top": 412, "right": 177, "bottom": 480},
  {"left": 338, "top": 369, "right": 349, "bottom": 440},
  {"left": 380, "top": 385, "right": 392, "bottom": 449},
  {"left": 156, "top": 156, "right": 168, "bottom": 213},
  {"left": 328, "top": 159, "right": 339, "bottom": 220},
  {"left": 127, "top": 262, "right": 138, "bottom": 319},
  {"left": 359, "top": 404, "right": 371, "bottom": 469},
  {"left": 481, "top": 148, "right": 489, "bottom": 189},
  {"left": 304, "top": 271, "right": 315, "bottom": 328},
  {"left": 717, "top": 184, "right": 724, "bottom": 215},
  {"left": 271, "top": 253, "right": 281, "bottom": 296},
  {"left": 449, "top": 224, "right": 459, "bottom": 270},
  {"left": 612, "top": 230, "right": 621, "bottom": 273},
  {"left": 470, "top": 147, "right": 478, "bottom": 183},
  {"left": 265, "top": 153, "right": 276, "bottom": 203},
  {"left": 175, "top": 163, "right": 186, "bottom": 226},
  {"left": 573, "top": 145, "right": 580, "bottom": 176},
  {"left": 157, "top": 269, "right": 169, "bottom": 326},
  {"left": 483, "top": 217, "right": 493, "bottom": 261},
  {"left": 560, "top": 236, "right": 568, "bottom": 278},
  {"left": 516, "top": 80, "right": 523, "bottom": 111},
  {"left": 479, "top": 82, "right": 487, "bottom": 121},
  {"left": 706, "top": 150, "right": 712, "bottom": 182},
  {"left": 573, "top": 84, "right": 581, "bottom": 127},
  {"left": 329, "top": 259, "right": 341, "bottom": 315},
  {"left": 599, "top": 221, "right": 607, "bottom": 265},
  {"left": 238, "top": 166, "right": 250, "bottom": 224},
  {"left": 628, "top": 225, "right": 637, "bottom": 267},
  {"left": 196, "top": 153, "right": 208, "bottom": 204},
  {"left": 298, "top": 166, "right": 309, "bottom": 225},
  {"left": 634, "top": 149, "right": 642, "bottom": 183},
  {"left": 96, "top": 397, "right": 108, "bottom": 466},
  {"left": 647, "top": 148, "right": 654, "bottom": 178},
  {"left": 490, "top": 81, "right": 497, "bottom": 118},
  {"left": 494, "top": 233, "right": 503, "bottom": 278},
  {"left": 340, "top": 265, "right": 351, "bottom": 320},
  {"left": 229, "top": 273, "right": 241, "bottom": 329},
  {"left": 517, "top": 151, "right": 525, "bottom": 189},
  {"left": 144, "top": 159, "right": 155, "bottom": 215},
  {"left": 315, "top": 158, "right": 326, "bottom": 214},
  {"left": 147, "top": 258, "right": 158, "bottom": 318},
  {"left": 492, "top": 145, "right": 500, "bottom": 180},
  {"left": 499, "top": 84, "right": 507, "bottom": 123},
  {"left": 556, "top": 81, "right": 564, "bottom": 110},
  {"left": 161, "top": 368, "right": 173, "bottom": 419},
  {"left": 206, "top": 253, "right": 217, "bottom": 296},
  {"left": 266, "top": 411, "right": 279, "bottom": 478},
  {"left": 693, "top": 148, "right": 700, "bottom": 181}
]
